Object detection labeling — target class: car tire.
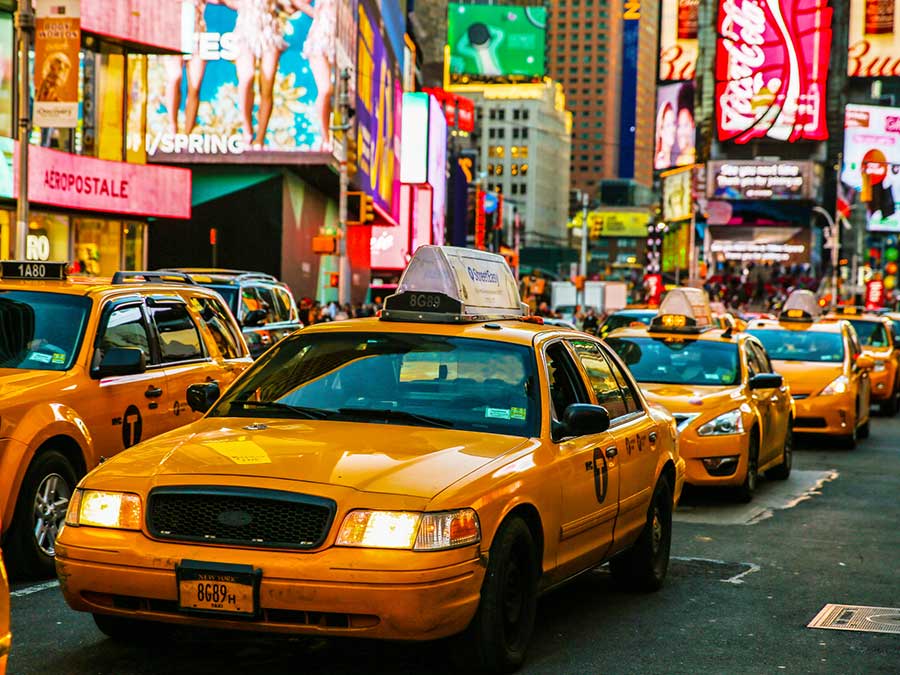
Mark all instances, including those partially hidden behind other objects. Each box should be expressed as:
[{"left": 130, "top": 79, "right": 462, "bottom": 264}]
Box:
[
  {"left": 858, "top": 418, "right": 870, "bottom": 440},
  {"left": 609, "top": 476, "right": 673, "bottom": 592},
  {"left": 767, "top": 425, "right": 792, "bottom": 481},
  {"left": 459, "top": 517, "right": 538, "bottom": 674},
  {"left": 93, "top": 614, "right": 168, "bottom": 643},
  {"left": 7, "top": 450, "right": 78, "bottom": 579},
  {"left": 882, "top": 379, "right": 900, "bottom": 416},
  {"left": 734, "top": 434, "right": 759, "bottom": 503}
]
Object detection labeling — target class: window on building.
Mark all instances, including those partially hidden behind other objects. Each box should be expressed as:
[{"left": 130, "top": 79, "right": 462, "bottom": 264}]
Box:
[
  {"left": 498, "top": 110, "right": 506, "bottom": 121},
  {"left": 522, "top": 110, "right": 529, "bottom": 121},
  {"left": 521, "top": 164, "right": 528, "bottom": 175},
  {"left": 522, "top": 129, "right": 528, "bottom": 139},
  {"left": 520, "top": 184, "right": 527, "bottom": 195},
  {"left": 513, "top": 109, "right": 520, "bottom": 120},
  {"left": 489, "top": 109, "right": 497, "bottom": 120},
  {"left": 513, "top": 128, "right": 520, "bottom": 139},
  {"left": 498, "top": 128, "right": 505, "bottom": 139},
  {"left": 511, "top": 184, "right": 519, "bottom": 195}
]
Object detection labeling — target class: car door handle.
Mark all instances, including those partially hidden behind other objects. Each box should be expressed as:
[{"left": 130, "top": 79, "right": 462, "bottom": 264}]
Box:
[
  {"left": 605, "top": 446, "right": 618, "bottom": 459},
  {"left": 648, "top": 432, "right": 657, "bottom": 444},
  {"left": 144, "top": 385, "right": 163, "bottom": 399}
]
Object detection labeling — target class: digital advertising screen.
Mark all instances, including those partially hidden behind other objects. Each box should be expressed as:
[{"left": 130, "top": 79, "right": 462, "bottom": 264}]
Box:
[
  {"left": 848, "top": 0, "right": 900, "bottom": 78},
  {"left": 842, "top": 103, "right": 900, "bottom": 231},
  {"left": 145, "top": 0, "right": 338, "bottom": 161},
  {"left": 659, "top": 0, "right": 699, "bottom": 81},
  {"left": 654, "top": 81, "right": 695, "bottom": 171},
  {"left": 716, "top": 0, "right": 832, "bottom": 144},
  {"left": 447, "top": 3, "right": 546, "bottom": 83}
]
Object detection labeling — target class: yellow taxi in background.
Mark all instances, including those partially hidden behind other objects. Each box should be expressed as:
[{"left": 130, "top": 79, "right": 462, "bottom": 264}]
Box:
[
  {"left": 608, "top": 288, "right": 793, "bottom": 502},
  {"left": 55, "top": 247, "right": 683, "bottom": 673},
  {"left": 0, "top": 263, "right": 252, "bottom": 578},
  {"left": 822, "top": 307, "right": 900, "bottom": 415},
  {"left": 747, "top": 291, "right": 873, "bottom": 448},
  {"left": 0, "top": 528, "right": 9, "bottom": 675}
]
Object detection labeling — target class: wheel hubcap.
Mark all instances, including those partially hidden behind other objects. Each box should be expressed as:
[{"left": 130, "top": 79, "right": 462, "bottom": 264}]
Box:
[{"left": 33, "top": 473, "right": 71, "bottom": 556}]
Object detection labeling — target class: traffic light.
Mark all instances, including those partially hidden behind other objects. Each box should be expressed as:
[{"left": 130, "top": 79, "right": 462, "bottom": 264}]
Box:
[
  {"left": 361, "top": 195, "right": 375, "bottom": 223},
  {"left": 329, "top": 272, "right": 340, "bottom": 288},
  {"left": 346, "top": 133, "right": 358, "bottom": 181}
]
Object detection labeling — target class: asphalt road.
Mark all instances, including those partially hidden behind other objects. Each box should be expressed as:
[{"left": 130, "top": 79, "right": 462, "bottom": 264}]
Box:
[{"left": 7, "top": 418, "right": 900, "bottom": 675}]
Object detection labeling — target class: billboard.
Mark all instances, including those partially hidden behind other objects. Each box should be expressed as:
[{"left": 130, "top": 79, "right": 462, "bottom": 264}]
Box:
[
  {"left": 357, "top": 0, "right": 400, "bottom": 222},
  {"left": 34, "top": 0, "right": 81, "bottom": 128},
  {"left": 708, "top": 160, "right": 820, "bottom": 201},
  {"left": 0, "top": 14, "right": 12, "bottom": 138},
  {"left": 655, "top": 81, "right": 695, "bottom": 171},
  {"left": 447, "top": 3, "right": 546, "bottom": 83},
  {"left": 618, "top": 2, "right": 640, "bottom": 179},
  {"left": 81, "top": 0, "right": 183, "bottom": 53},
  {"left": 842, "top": 103, "right": 900, "bottom": 231},
  {"left": 716, "top": 0, "right": 832, "bottom": 144},
  {"left": 848, "top": 0, "right": 900, "bottom": 77},
  {"left": 660, "top": 0, "right": 698, "bottom": 81},
  {"left": 145, "top": 1, "right": 337, "bottom": 160},
  {"left": 662, "top": 168, "right": 693, "bottom": 222}
]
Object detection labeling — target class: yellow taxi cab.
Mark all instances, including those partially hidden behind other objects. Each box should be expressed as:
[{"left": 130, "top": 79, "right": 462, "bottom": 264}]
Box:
[
  {"left": 747, "top": 291, "right": 873, "bottom": 448},
  {"left": 0, "top": 525, "right": 9, "bottom": 675},
  {"left": 821, "top": 306, "right": 900, "bottom": 415},
  {"left": 607, "top": 288, "right": 793, "bottom": 502},
  {"left": 0, "top": 263, "right": 252, "bottom": 578},
  {"left": 55, "top": 246, "right": 684, "bottom": 672}
]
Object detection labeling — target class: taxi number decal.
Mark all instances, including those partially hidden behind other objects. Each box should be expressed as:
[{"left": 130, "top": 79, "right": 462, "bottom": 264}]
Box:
[
  {"left": 409, "top": 293, "right": 442, "bottom": 309},
  {"left": 592, "top": 447, "right": 608, "bottom": 504}
]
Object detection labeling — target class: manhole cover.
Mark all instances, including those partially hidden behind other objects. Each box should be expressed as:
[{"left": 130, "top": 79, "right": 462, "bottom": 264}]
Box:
[{"left": 808, "top": 604, "right": 900, "bottom": 635}]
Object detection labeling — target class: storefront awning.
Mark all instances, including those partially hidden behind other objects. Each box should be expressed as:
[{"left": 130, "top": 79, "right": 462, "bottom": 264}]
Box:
[{"left": 191, "top": 170, "right": 280, "bottom": 207}]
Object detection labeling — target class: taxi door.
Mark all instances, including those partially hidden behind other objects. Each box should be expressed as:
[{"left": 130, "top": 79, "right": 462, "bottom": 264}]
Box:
[
  {"left": 86, "top": 299, "right": 170, "bottom": 459},
  {"left": 545, "top": 341, "right": 620, "bottom": 579},
  {"left": 146, "top": 299, "right": 226, "bottom": 431},
  {"left": 186, "top": 294, "right": 253, "bottom": 383},
  {"left": 847, "top": 327, "right": 871, "bottom": 423},
  {"left": 746, "top": 339, "right": 790, "bottom": 462},
  {"left": 569, "top": 339, "right": 659, "bottom": 547}
]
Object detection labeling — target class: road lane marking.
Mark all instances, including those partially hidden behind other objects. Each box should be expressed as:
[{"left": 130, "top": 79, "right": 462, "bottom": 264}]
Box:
[
  {"left": 671, "top": 556, "right": 761, "bottom": 585},
  {"left": 10, "top": 580, "right": 59, "bottom": 597}
]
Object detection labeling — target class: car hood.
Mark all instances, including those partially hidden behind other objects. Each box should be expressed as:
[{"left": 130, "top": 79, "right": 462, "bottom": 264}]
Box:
[
  {"left": 771, "top": 361, "right": 843, "bottom": 395},
  {"left": 639, "top": 383, "right": 744, "bottom": 413},
  {"left": 96, "top": 417, "right": 532, "bottom": 499},
  {"left": 0, "top": 368, "right": 69, "bottom": 403}
]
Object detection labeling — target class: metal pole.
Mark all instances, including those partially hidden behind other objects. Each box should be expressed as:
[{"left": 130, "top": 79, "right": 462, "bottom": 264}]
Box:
[
  {"left": 813, "top": 205, "right": 839, "bottom": 309},
  {"left": 579, "top": 192, "right": 588, "bottom": 307},
  {"left": 14, "top": 0, "right": 34, "bottom": 260},
  {"left": 687, "top": 211, "right": 697, "bottom": 286},
  {"left": 333, "top": 69, "right": 351, "bottom": 306}
]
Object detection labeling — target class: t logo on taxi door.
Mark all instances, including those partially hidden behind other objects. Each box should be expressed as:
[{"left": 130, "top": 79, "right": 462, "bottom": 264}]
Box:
[{"left": 122, "top": 405, "right": 143, "bottom": 448}]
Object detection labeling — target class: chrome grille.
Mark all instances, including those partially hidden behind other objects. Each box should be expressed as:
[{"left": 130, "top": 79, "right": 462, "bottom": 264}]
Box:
[{"left": 147, "top": 486, "right": 335, "bottom": 550}]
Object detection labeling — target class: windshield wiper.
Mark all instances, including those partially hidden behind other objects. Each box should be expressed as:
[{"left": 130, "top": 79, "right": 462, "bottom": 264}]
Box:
[
  {"left": 230, "top": 400, "right": 332, "bottom": 420},
  {"left": 336, "top": 407, "right": 455, "bottom": 429}
]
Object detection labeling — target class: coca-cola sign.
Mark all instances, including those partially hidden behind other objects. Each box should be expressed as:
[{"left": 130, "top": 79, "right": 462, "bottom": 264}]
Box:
[
  {"left": 715, "top": 0, "right": 832, "bottom": 144},
  {"left": 848, "top": 0, "right": 900, "bottom": 78}
]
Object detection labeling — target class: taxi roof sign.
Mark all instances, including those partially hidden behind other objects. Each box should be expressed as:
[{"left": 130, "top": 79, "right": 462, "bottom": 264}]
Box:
[
  {"left": 649, "top": 287, "right": 714, "bottom": 333},
  {"left": 780, "top": 289, "right": 820, "bottom": 322},
  {"left": 0, "top": 261, "right": 68, "bottom": 281},
  {"left": 382, "top": 246, "right": 527, "bottom": 322}
]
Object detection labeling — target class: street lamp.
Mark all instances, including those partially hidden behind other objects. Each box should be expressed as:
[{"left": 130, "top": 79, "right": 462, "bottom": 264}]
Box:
[{"left": 813, "top": 205, "right": 850, "bottom": 308}]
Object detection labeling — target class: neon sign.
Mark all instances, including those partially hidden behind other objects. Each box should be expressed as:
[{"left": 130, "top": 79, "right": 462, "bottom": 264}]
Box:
[{"left": 715, "top": 0, "right": 832, "bottom": 144}]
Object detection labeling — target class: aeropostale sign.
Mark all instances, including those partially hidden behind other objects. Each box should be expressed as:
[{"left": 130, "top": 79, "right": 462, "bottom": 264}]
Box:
[{"left": 13, "top": 143, "right": 191, "bottom": 218}]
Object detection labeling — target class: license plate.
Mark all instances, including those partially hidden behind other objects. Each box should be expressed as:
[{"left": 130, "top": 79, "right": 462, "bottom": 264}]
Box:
[{"left": 176, "top": 560, "right": 259, "bottom": 617}]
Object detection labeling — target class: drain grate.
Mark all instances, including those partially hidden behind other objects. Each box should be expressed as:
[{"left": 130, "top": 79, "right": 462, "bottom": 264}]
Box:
[{"left": 808, "top": 604, "right": 900, "bottom": 635}]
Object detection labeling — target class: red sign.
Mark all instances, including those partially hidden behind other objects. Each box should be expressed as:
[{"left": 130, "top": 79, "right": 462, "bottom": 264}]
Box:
[
  {"left": 81, "top": 0, "right": 182, "bottom": 53},
  {"left": 644, "top": 274, "right": 664, "bottom": 306},
  {"left": 475, "top": 189, "right": 487, "bottom": 250},
  {"left": 15, "top": 144, "right": 191, "bottom": 219},
  {"left": 716, "top": 0, "right": 832, "bottom": 144},
  {"left": 422, "top": 87, "right": 476, "bottom": 133},
  {"left": 866, "top": 279, "right": 886, "bottom": 309}
]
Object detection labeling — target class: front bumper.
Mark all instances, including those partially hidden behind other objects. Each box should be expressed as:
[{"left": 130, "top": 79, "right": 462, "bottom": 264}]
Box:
[
  {"left": 678, "top": 432, "right": 751, "bottom": 488},
  {"left": 55, "top": 528, "right": 485, "bottom": 641},
  {"left": 792, "top": 392, "right": 856, "bottom": 435}
]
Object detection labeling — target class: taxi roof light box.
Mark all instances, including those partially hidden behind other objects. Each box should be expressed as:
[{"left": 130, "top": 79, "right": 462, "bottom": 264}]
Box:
[
  {"left": 780, "top": 289, "right": 821, "bottom": 322},
  {"left": 382, "top": 246, "right": 528, "bottom": 323},
  {"left": 649, "top": 287, "right": 714, "bottom": 333}
]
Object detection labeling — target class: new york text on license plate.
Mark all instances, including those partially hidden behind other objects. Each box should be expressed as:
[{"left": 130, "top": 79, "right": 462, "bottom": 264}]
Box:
[{"left": 177, "top": 560, "right": 258, "bottom": 616}]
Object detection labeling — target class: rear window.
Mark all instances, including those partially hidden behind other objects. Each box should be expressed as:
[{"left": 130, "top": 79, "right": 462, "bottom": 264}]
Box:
[
  {"left": 748, "top": 329, "right": 844, "bottom": 363},
  {"left": 849, "top": 320, "right": 888, "bottom": 347}
]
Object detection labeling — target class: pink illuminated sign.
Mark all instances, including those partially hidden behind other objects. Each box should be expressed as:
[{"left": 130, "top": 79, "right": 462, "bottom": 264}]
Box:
[
  {"left": 15, "top": 144, "right": 191, "bottom": 219},
  {"left": 81, "top": 0, "right": 182, "bottom": 53},
  {"left": 715, "top": 0, "right": 832, "bottom": 144}
]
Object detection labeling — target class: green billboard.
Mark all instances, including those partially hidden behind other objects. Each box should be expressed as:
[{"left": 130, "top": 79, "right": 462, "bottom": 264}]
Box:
[{"left": 448, "top": 3, "right": 547, "bottom": 82}]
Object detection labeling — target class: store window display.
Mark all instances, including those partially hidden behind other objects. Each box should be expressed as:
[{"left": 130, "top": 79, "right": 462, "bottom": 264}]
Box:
[{"left": 73, "top": 218, "right": 121, "bottom": 276}]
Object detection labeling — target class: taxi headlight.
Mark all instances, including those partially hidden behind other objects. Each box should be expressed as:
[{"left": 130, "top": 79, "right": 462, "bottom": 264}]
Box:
[
  {"left": 697, "top": 409, "right": 744, "bottom": 436},
  {"left": 821, "top": 375, "right": 849, "bottom": 396},
  {"left": 65, "top": 489, "right": 142, "bottom": 530},
  {"left": 336, "top": 509, "right": 481, "bottom": 550}
]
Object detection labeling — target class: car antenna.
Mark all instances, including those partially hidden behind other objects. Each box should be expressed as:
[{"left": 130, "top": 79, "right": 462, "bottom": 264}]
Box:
[{"left": 721, "top": 325, "right": 734, "bottom": 340}]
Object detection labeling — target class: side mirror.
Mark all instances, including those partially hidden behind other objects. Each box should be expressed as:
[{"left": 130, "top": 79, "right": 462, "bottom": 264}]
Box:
[
  {"left": 187, "top": 381, "right": 220, "bottom": 413},
  {"left": 97, "top": 347, "right": 146, "bottom": 378},
  {"left": 242, "top": 309, "right": 268, "bottom": 327},
  {"left": 856, "top": 355, "right": 875, "bottom": 371},
  {"left": 749, "top": 373, "right": 783, "bottom": 390},
  {"left": 563, "top": 404, "right": 611, "bottom": 437}
]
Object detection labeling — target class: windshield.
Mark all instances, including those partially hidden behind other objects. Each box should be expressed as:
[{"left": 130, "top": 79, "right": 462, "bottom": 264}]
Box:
[
  {"left": 607, "top": 336, "right": 741, "bottom": 386},
  {"left": 748, "top": 329, "right": 845, "bottom": 363},
  {"left": 601, "top": 313, "right": 653, "bottom": 334},
  {"left": 848, "top": 320, "right": 888, "bottom": 347},
  {"left": 202, "top": 285, "right": 239, "bottom": 316},
  {"left": 0, "top": 291, "right": 91, "bottom": 371},
  {"left": 213, "top": 332, "right": 539, "bottom": 437}
]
